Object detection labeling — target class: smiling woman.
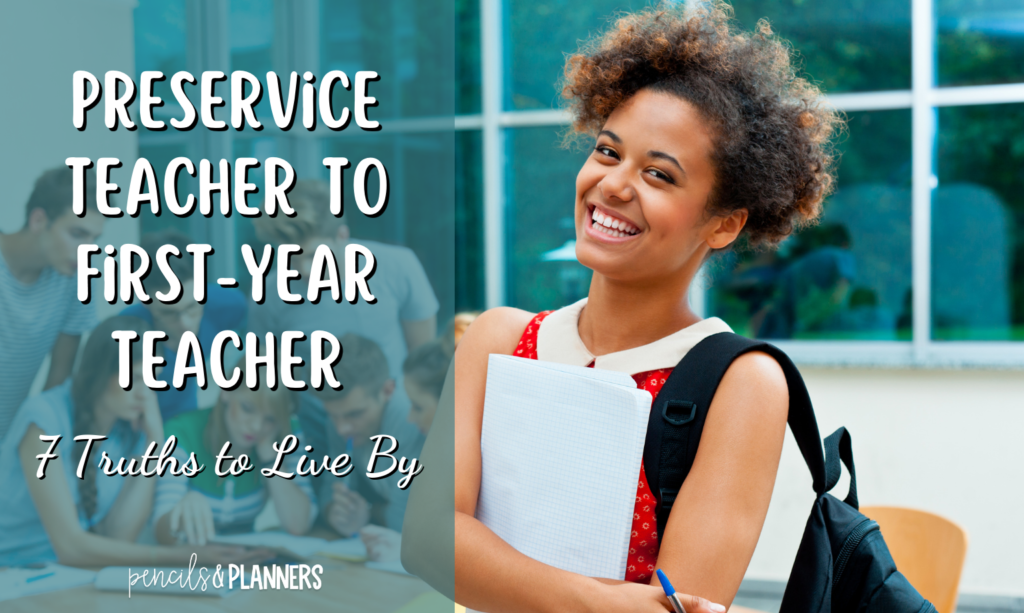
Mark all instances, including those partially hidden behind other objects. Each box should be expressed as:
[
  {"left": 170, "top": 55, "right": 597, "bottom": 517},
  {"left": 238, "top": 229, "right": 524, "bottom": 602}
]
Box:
[{"left": 415, "top": 2, "right": 843, "bottom": 612}]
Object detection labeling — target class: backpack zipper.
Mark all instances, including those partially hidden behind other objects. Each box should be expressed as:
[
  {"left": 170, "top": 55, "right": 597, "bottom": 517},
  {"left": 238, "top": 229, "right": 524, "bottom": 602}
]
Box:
[{"left": 833, "top": 518, "right": 879, "bottom": 587}]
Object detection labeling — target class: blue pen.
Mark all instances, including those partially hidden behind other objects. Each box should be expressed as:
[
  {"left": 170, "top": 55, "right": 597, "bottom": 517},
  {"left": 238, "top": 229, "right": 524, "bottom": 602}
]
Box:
[
  {"left": 656, "top": 569, "right": 688, "bottom": 613},
  {"left": 25, "top": 571, "right": 56, "bottom": 584}
]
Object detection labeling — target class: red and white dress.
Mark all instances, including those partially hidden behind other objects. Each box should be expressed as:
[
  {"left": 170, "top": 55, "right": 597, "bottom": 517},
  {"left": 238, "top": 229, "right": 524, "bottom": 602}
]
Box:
[{"left": 512, "top": 298, "right": 732, "bottom": 584}]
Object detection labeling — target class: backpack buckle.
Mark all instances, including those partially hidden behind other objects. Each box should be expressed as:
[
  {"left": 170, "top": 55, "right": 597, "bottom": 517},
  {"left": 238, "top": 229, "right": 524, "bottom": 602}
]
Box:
[
  {"left": 659, "top": 487, "right": 678, "bottom": 509},
  {"left": 662, "top": 400, "right": 697, "bottom": 426}
]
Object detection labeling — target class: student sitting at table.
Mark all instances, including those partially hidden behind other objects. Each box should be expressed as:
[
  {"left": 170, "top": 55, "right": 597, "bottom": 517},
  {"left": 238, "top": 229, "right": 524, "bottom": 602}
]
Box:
[
  {"left": 299, "top": 334, "right": 426, "bottom": 540},
  {"left": 361, "top": 334, "right": 455, "bottom": 562},
  {"left": 153, "top": 378, "right": 316, "bottom": 545},
  {"left": 121, "top": 229, "right": 248, "bottom": 422},
  {"left": 0, "top": 316, "right": 266, "bottom": 567}
]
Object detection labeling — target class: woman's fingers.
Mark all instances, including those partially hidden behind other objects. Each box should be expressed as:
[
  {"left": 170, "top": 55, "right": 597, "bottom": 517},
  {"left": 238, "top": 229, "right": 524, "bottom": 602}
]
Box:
[
  {"left": 202, "top": 500, "right": 216, "bottom": 545},
  {"left": 679, "top": 593, "right": 727, "bottom": 613},
  {"left": 334, "top": 493, "right": 355, "bottom": 514},
  {"left": 169, "top": 505, "right": 181, "bottom": 535},
  {"left": 183, "top": 504, "right": 199, "bottom": 545}
]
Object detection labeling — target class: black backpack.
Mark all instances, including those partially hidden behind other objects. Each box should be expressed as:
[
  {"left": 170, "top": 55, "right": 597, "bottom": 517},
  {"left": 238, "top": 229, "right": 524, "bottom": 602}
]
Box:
[{"left": 644, "top": 331, "right": 937, "bottom": 613}]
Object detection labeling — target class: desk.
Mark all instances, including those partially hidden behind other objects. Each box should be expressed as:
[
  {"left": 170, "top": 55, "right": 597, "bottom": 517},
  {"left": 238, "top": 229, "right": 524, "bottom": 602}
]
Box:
[{"left": 5, "top": 559, "right": 433, "bottom": 613}]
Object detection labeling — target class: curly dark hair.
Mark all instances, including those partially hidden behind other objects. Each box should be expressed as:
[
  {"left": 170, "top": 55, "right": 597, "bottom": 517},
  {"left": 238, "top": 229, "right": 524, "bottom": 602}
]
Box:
[{"left": 562, "top": 1, "right": 841, "bottom": 250}]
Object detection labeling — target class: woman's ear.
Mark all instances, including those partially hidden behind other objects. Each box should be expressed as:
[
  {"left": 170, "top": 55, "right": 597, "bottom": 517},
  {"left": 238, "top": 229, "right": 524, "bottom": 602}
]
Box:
[{"left": 706, "top": 208, "right": 749, "bottom": 250}]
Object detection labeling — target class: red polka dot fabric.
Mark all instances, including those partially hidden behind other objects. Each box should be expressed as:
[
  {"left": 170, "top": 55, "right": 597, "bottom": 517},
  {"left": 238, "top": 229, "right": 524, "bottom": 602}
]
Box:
[{"left": 515, "top": 311, "right": 671, "bottom": 584}]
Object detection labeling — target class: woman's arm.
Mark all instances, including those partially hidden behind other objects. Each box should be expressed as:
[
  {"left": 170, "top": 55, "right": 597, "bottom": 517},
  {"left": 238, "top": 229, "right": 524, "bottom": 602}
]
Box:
[
  {"left": 94, "top": 389, "right": 165, "bottom": 541},
  {"left": 93, "top": 465, "right": 157, "bottom": 541},
  {"left": 652, "top": 351, "right": 790, "bottom": 608},
  {"left": 257, "top": 431, "right": 314, "bottom": 535},
  {"left": 264, "top": 475, "right": 313, "bottom": 535}
]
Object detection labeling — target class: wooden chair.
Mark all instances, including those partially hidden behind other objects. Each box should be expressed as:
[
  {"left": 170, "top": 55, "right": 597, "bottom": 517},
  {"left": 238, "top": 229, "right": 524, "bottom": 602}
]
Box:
[{"left": 860, "top": 506, "right": 969, "bottom": 613}]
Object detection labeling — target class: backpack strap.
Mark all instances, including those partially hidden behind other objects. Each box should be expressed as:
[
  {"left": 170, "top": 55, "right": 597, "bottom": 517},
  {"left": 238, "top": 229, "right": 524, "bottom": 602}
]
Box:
[
  {"left": 644, "top": 331, "right": 828, "bottom": 539},
  {"left": 823, "top": 426, "right": 859, "bottom": 509}
]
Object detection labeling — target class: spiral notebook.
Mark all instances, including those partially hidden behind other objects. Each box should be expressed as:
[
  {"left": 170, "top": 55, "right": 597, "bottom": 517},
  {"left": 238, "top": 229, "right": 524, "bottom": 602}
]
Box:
[{"left": 475, "top": 354, "right": 652, "bottom": 583}]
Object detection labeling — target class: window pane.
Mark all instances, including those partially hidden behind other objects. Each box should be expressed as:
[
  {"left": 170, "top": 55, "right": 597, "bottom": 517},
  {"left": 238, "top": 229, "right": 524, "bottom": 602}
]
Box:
[
  {"left": 135, "top": 0, "right": 189, "bottom": 238},
  {"left": 706, "top": 110, "right": 913, "bottom": 340},
  {"left": 457, "top": 0, "right": 481, "bottom": 114},
  {"left": 456, "top": 131, "right": 485, "bottom": 312},
  {"left": 732, "top": 0, "right": 911, "bottom": 93},
  {"left": 322, "top": 0, "right": 455, "bottom": 119},
  {"left": 134, "top": 0, "right": 187, "bottom": 108},
  {"left": 937, "top": 0, "right": 1024, "bottom": 87},
  {"left": 230, "top": 0, "right": 275, "bottom": 124},
  {"left": 934, "top": 104, "right": 1024, "bottom": 340},
  {"left": 505, "top": 127, "right": 591, "bottom": 312},
  {"left": 506, "top": 0, "right": 654, "bottom": 111}
]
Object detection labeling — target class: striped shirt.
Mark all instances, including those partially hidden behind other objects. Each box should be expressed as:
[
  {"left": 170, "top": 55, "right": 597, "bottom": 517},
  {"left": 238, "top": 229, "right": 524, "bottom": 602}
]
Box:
[{"left": 0, "top": 248, "right": 96, "bottom": 440}]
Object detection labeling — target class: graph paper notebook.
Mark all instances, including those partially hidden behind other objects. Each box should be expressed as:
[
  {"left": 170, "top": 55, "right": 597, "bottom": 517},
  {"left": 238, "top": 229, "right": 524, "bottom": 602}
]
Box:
[{"left": 475, "top": 354, "right": 653, "bottom": 583}]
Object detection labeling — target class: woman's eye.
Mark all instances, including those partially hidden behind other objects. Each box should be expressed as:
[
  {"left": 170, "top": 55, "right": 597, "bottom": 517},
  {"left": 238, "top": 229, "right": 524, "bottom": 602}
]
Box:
[
  {"left": 594, "top": 145, "right": 618, "bottom": 159},
  {"left": 646, "top": 168, "right": 674, "bottom": 184}
]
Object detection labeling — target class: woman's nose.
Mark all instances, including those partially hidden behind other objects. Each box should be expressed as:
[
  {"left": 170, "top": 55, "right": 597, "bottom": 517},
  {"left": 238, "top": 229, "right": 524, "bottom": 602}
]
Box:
[{"left": 598, "top": 165, "right": 636, "bottom": 203}]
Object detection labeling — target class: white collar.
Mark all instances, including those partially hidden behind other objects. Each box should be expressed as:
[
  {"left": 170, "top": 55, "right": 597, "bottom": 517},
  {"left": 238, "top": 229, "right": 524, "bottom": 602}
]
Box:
[{"left": 536, "top": 298, "right": 733, "bottom": 375}]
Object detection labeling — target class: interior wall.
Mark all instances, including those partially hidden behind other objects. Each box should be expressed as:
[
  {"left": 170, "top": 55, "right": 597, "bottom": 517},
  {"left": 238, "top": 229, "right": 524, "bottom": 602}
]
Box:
[{"left": 747, "top": 366, "right": 1024, "bottom": 595}]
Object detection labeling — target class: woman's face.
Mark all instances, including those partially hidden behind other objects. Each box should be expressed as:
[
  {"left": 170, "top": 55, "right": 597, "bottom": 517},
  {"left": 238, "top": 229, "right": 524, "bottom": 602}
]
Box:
[
  {"left": 97, "top": 363, "right": 155, "bottom": 423},
  {"left": 574, "top": 89, "right": 722, "bottom": 282},
  {"left": 405, "top": 377, "right": 439, "bottom": 435},
  {"left": 222, "top": 390, "right": 281, "bottom": 450}
]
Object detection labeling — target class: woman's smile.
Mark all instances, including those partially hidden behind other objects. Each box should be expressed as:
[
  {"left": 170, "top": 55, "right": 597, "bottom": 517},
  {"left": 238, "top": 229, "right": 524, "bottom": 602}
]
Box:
[{"left": 586, "top": 204, "right": 643, "bottom": 242}]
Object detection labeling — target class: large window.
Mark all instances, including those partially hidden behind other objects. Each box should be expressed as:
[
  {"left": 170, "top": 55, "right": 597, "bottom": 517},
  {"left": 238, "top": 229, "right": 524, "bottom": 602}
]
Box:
[{"left": 456, "top": 0, "right": 1024, "bottom": 366}]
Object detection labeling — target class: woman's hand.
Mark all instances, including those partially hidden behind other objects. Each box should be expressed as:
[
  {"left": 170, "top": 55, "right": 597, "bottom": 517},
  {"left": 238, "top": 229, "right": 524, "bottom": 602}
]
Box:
[
  {"left": 169, "top": 491, "right": 216, "bottom": 545},
  {"left": 328, "top": 483, "right": 370, "bottom": 536},
  {"left": 359, "top": 525, "right": 402, "bottom": 562},
  {"left": 597, "top": 582, "right": 727, "bottom": 613},
  {"left": 134, "top": 387, "right": 164, "bottom": 443},
  {"left": 256, "top": 430, "right": 278, "bottom": 464}
]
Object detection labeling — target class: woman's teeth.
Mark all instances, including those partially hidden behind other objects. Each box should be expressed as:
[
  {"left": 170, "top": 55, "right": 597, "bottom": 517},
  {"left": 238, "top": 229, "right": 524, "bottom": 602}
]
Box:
[{"left": 592, "top": 208, "right": 640, "bottom": 238}]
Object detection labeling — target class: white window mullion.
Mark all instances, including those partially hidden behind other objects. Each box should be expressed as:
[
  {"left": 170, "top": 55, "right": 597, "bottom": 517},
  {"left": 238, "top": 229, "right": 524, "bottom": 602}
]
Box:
[
  {"left": 186, "top": 0, "right": 235, "bottom": 280},
  {"left": 911, "top": 0, "right": 935, "bottom": 362},
  {"left": 482, "top": 0, "right": 505, "bottom": 308}
]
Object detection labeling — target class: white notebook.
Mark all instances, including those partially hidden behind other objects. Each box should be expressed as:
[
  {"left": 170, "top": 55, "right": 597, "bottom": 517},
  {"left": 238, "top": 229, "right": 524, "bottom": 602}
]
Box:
[{"left": 476, "top": 354, "right": 652, "bottom": 582}]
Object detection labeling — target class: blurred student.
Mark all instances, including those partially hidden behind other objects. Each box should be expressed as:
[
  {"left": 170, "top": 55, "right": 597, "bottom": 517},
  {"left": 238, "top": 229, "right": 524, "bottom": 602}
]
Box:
[
  {"left": 0, "top": 167, "right": 102, "bottom": 440},
  {"left": 0, "top": 316, "right": 265, "bottom": 567},
  {"left": 450, "top": 312, "right": 479, "bottom": 349},
  {"left": 153, "top": 381, "right": 315, "bottom": 545},
  {"left": 301, "top": 334, "right": 425, "bottom": 540},
  {"left": 361, "top": 335, "right": 455, "bottom": 562},
  {"left": 249, "top": 179, "right": 439, "bottom": 429},
  {"left": 121, "top": 230, "right": 247, "bottom": 421},
  {"left": 404, "top": 335, "right": 455, "bottom": 435}
]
